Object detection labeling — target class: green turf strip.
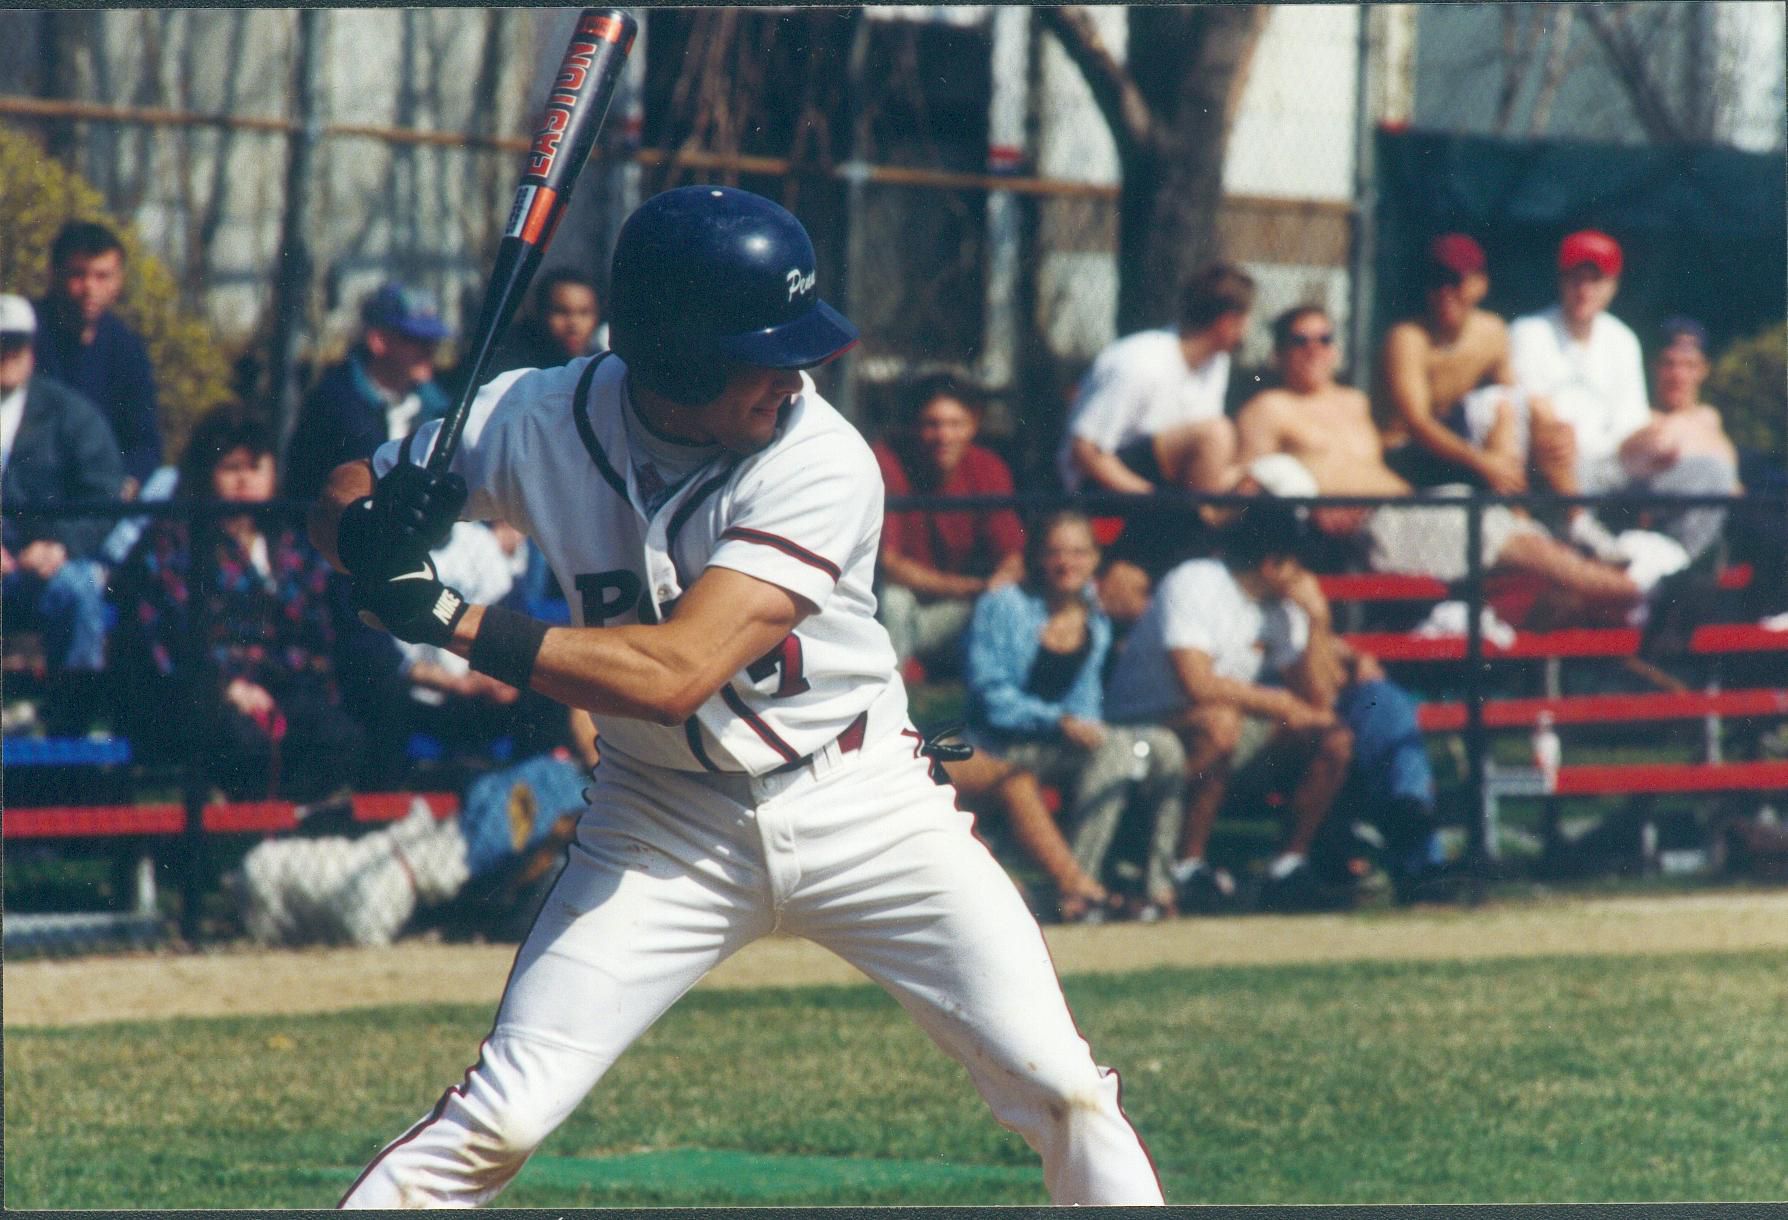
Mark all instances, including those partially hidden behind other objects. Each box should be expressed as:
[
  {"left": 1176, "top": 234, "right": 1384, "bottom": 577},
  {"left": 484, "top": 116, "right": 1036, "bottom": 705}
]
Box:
[
  {"left": 523, "top": 1149, "right": 1036, "bottom": 1197},
  {"left": 307, "top": 1149, "right": 1038, "bottom": 1203}
]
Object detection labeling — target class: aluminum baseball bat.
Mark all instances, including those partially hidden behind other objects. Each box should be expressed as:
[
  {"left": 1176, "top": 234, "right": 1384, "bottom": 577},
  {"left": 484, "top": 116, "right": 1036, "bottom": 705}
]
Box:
[{"left": 428, "top": 7, "right": 637, "bottom": 473}]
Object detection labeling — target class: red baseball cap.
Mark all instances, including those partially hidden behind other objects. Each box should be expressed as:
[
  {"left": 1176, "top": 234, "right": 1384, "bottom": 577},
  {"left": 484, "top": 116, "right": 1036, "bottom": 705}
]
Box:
[
  {"left": 1558, "top": 229, "right": 1623, "bottom": 277},
  {"left": 1426, "top": 233, "right": 1486, "bottom": 279}
]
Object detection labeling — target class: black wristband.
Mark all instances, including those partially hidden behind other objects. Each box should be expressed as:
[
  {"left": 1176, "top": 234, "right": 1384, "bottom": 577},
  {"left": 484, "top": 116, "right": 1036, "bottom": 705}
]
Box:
[{"left": 467, "top": 605, "right": 550, "bottom": 691}]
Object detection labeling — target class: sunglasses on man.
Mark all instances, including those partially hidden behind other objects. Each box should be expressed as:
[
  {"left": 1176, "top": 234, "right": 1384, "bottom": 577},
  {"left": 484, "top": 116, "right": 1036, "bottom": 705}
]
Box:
[{"left": 1282, "top": 331, "right": 1334, "bottom": 349}]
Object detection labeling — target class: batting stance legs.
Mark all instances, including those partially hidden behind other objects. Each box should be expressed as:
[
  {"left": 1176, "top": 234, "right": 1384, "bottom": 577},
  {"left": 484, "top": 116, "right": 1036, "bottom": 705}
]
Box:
[{"left": 339, "top": 729, "right": 1163, "bottom": 1207}]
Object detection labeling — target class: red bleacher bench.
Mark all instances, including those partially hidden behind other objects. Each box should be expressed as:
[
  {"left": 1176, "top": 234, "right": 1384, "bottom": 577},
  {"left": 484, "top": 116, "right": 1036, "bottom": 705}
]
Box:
[
  {"left": 1315, "top": 564, "right": 1753, "bottom": 605},
  {"left": 1416, "top": 688, "right": 1788, "bottom": 733},
  {"left": 1551, "top": 760, "right": 1788, "bottom": 796},
  {"left": 2, "top": 792, "right": 461, "bottom": 842},
  {"left": 1346, "top": 623, "right": 1788, "bottom": 663}
]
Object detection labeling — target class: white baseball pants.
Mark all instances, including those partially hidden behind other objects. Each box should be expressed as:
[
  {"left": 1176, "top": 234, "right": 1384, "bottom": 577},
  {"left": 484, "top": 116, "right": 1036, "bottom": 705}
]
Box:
[{"left": 339, "top": 726, "right": 1164, "bottom": 1207}]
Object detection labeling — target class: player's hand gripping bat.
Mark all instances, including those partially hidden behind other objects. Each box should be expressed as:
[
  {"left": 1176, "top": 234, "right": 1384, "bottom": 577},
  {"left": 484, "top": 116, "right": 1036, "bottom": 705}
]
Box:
[{"left": 427, "top": 7, "right": 638, "bottom": 474}]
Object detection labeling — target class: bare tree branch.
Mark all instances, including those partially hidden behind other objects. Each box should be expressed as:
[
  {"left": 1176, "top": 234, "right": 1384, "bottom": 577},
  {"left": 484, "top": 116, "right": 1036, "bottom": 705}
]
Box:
[
  {"left": 1495, "top": 7, "right": 1543, "bottom": 135},
  {"left": 1580, "top": 3, "right": 1686, "bottom": 141},
  {"left": 1035, "top": 6, "right": 1158, "bottom": 159},
  {"left": 1528, "top": 8, "right": 1577, "bottom": 137}
]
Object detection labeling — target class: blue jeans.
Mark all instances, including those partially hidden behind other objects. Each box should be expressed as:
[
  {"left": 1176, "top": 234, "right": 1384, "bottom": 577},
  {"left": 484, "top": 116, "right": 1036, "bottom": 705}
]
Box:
[
  {"left": 4, "top": 557, "right": 109, "bottom": 671},
  {"left": 1338, "top": 678, "right": 1444, "bottom": 871}
]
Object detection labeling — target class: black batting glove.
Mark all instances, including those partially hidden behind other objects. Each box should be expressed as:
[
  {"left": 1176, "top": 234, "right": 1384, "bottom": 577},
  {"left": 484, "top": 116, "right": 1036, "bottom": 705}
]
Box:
[
  {"left": 352, "top": 554, "right": 469, "bottom": 647},
  {"left": 335, "top": 464, "right": 468, "bottom": 576}
]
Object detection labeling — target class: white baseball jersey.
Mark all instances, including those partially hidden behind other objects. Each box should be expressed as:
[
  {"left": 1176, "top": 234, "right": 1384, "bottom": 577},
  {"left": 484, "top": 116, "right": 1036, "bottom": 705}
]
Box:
[
  {"left": 373, "top": 352, "right": 907, "bottom": 777},
  {"left": 1056, "top": 327, "right": 1230, "bottom": 490}
]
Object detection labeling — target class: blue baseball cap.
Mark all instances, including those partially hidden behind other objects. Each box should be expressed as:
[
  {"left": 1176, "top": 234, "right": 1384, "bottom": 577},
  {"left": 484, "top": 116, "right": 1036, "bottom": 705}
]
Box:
[{"left": 360, "top": 282, "right": 451, "bottom": 343}]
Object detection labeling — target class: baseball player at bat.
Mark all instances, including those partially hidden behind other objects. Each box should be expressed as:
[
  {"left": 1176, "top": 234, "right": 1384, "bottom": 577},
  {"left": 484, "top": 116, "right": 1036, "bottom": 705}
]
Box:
[{"left": 313, "top": 186, "right": 1164, "bottom": 1208}]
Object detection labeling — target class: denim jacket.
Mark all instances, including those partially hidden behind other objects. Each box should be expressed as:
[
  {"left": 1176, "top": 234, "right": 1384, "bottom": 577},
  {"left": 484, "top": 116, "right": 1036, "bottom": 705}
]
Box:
[{"left": 964, "top": 582, "right": 1111, "bottom": 743}]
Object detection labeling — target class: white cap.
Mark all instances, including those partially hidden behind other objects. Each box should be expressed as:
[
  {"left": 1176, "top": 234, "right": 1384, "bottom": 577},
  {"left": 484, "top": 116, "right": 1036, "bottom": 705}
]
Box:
[
  {"left": 1246, "top": 453, "right": 1319, "bottom": 499},
  {"left": 0, "top": 294, "right": 36, "bottom": 337}
]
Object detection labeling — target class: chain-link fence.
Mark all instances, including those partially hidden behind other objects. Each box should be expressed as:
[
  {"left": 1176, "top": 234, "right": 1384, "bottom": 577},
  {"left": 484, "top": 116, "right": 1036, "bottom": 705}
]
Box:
[
  {"left": 4, "top": 487, "right": 1785, "bottom": 955},
  {"left": 0, "top": 8, "right": 1400, "bottom": 477}
]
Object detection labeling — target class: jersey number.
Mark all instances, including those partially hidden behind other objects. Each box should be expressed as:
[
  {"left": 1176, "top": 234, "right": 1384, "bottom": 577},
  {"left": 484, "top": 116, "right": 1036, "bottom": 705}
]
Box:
[{"left": 747, "top": 633, "right": 810, "bottom": 698}]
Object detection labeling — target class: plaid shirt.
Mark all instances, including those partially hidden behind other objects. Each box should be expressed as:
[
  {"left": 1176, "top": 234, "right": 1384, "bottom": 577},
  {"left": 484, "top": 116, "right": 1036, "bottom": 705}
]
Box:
[{"left": 115, "top": 517, "right": 342, "bottom": 698}]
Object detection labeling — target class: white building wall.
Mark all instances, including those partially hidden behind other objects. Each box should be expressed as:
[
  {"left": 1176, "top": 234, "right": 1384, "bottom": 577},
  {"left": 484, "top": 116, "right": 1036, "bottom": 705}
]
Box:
[
  {"left": 1715, "top": 1, "right": 1787, "bottom": 153},
  {"left": 1034, "top": 5, "right": 1126, "bottom": 363},
  {"left": 1222, "top": 5, "right": 1361, "bottom": 202}
]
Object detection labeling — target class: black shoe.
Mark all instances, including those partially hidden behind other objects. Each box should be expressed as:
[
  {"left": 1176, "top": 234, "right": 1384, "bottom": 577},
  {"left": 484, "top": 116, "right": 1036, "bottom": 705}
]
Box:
[
  {"left": 1258, "top": 862, "right": 1352, "bottom": 913},
  {"left": 1175, "top": 866, "right": 1239, "bottom": 915},
  {"left": 1391, "top": 861, "right": 1468, "bottom": 906}
]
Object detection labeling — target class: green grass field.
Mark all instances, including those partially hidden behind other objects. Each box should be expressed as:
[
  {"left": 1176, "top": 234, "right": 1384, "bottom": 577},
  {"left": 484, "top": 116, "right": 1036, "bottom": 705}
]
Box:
[{"left": 7, "top": 948, "right": 1787, "bottom": 1207}]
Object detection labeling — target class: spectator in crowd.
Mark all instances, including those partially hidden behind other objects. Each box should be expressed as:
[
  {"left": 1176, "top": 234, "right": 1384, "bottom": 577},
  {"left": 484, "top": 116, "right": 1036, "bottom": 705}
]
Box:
[
  {"left": 1057, "top": 262, "right": 1257, "bottom": 614},
  {"left": 1104, "top": 505, "right": 1354, "bottom": 912},
  {"left": 1376, "top": 234, "right": 1539, "bottom": 496},
  {"left": 283, "top": 282, "right": 453, "bottom": 782},
  {"left": 1508, "top": 231, "right": 1727, "bottom": 558},
  {"left": 496, "top": 270, "right": 605, "bottom": 374},
  {"left": 873, "top": 371, "right": 1025, "bottom": 667},
  {"left": 1508, "top": 232, "right": 1644, "bottom": 507},
  {"left": 957, "top": 511, "right": 1186, "bottom": 921},
  {"left": 1, "top": 294, "right": 123, "bottom": 733},
  {"left": 283, "top": 281, "right": 452, "bottom": 504},
  {"left": 110, "top": 405, "right": 363, "bottom": 799},
  {"left": 1613, "top": 317, "right": 1741, "bottom": 562},
  {"left": 32, "top": 221, "right": 161, "bottom": 492},
  {"left": 1237, "top": 303, "right": 1649, "bottom": 621}
]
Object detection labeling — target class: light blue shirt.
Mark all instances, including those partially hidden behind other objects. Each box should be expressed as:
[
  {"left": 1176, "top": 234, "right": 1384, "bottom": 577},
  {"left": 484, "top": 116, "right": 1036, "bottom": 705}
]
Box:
[{"left": 964, "top": 582, "right": 1112, "bottom": 743}]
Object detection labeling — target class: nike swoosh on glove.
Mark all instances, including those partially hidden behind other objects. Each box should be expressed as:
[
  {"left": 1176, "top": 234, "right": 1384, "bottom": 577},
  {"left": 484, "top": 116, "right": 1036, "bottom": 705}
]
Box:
[{"left": 354, "top": 554, "right": 469, "bottom": 647}]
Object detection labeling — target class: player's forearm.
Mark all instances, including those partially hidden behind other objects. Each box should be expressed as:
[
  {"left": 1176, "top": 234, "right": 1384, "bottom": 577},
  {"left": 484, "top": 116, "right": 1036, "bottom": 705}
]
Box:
[
  {"left": 446, "top": 606, "right": 737, "bottom": 725},
  {"left": 308, "top": 460, "right": 376, "bottom": 571}
]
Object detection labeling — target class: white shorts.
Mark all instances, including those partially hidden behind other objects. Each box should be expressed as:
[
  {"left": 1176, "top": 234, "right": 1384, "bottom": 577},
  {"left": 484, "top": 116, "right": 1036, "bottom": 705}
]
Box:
[{"left": 1366, "top": 485, "right": 1544, "bottom": 583}]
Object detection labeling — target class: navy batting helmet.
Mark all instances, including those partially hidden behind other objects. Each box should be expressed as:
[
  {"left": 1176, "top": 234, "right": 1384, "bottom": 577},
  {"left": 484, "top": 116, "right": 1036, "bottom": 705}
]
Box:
[{"left": 608, "top": 186, "right": 858, "bottom": 405}]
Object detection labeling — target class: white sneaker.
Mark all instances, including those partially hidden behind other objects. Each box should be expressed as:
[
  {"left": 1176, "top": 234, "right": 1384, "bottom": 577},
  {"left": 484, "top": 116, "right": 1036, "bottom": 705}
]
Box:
[
  {"left": 1569, "top": 513, "right": 1625, "bottom": 563},
  {"left": 1613, "top": 530, "right": 1690, "bottom": 594},
  {"left": 1414, "top": 600, "right": 1517, "bottom": 648}
]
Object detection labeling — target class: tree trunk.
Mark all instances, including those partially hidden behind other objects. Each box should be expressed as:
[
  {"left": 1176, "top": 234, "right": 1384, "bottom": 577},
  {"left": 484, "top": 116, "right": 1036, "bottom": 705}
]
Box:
[{"left": 1118, "top": 5, "right": 1267, "bottom": 333}]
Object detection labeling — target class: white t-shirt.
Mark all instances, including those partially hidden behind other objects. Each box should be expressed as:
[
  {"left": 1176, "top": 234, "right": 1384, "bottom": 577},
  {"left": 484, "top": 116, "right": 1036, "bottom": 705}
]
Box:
[
  {"left": 382, "top": 388, "right": 426, "bottom": 443},
  {"left": 1508, "top": 306, "right": 1650, "bottom": 472},
  {"left": 1104, "top": 559, "right": 1308, "bottom": 723},
  {"left": 373, "top": 352, "right": 906, "bottom": 776},
  {"left": 1056, "top": 327, "right": 1231, "bottom": 490}
]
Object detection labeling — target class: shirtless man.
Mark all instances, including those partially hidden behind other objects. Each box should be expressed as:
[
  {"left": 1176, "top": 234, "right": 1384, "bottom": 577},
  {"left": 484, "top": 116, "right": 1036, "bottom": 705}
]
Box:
[
  {"left": 1628, "top": 318, "right": 1738, "bottom": 473},
  {"left": 1616, "top": 317, "right": 1741, "bottom": 562},
  {"left": 1377, "top": 235, "right": 1578, "bottom": 507},
  {"left": 1239, "top": 304, "right": 1641, "bottom": 616}
]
